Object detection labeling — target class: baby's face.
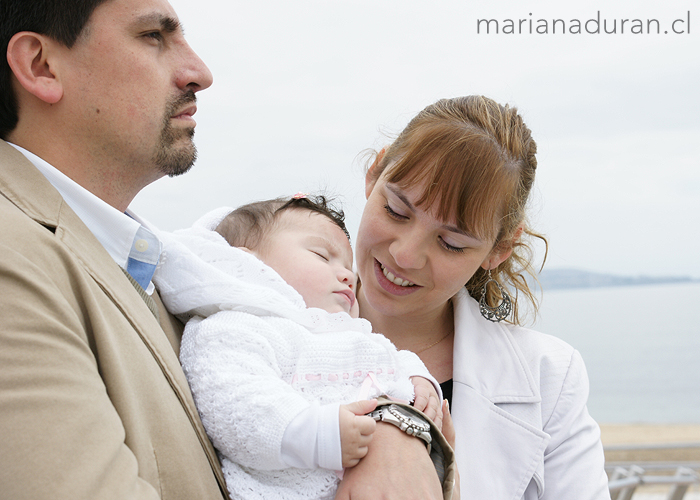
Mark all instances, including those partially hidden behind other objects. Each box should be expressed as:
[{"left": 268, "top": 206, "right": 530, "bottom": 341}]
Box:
[{"left": 257, "top": 210, "right": 359, "bottom": 317}]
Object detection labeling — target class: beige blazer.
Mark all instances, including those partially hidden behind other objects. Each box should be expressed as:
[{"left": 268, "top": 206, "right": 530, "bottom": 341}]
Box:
[{"left": 0, "top": 140, "right": 227, "bottom": 499}]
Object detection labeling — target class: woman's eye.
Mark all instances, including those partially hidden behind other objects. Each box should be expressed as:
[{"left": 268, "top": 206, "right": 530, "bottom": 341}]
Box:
[
  {"left": 439, "top": 236, "right": 465, "bottom": 254},
  {"left": 384, "top": 204, "right": 407, "bottom": 221}
]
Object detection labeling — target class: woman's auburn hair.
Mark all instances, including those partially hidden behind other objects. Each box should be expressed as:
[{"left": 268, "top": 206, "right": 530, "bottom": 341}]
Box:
[{"left": 368, "top": 95, "right": 547, "bottom": 325}]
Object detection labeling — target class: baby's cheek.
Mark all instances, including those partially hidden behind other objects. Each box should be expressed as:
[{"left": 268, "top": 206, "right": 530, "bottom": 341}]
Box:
[{"left": 350, "top": 299, "right": 360, "bottom": 319}]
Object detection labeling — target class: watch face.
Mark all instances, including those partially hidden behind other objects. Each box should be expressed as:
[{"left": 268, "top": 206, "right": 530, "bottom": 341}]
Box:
[
  {"left": 374, "top": 404, "right": 432, "bottom": 448},
  {"left": 388, "top": 405, "right": 430, "bottom": 432}
]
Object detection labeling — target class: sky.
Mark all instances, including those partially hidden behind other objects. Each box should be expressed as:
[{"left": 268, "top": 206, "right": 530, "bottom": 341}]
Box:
[{"left": 132, "top": 0, "right": 700, "bottom": 279}]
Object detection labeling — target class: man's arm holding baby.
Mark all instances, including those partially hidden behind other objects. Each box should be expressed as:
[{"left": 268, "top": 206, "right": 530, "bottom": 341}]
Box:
[
  {"left": 335, "top": 374, "right": 463, "bottom": 500},
  {"left": 334, "top": 378, "right": 449, "bottom": 500},
  {"left": 335, "top": 420, "right": 444, "bottom": 500}
]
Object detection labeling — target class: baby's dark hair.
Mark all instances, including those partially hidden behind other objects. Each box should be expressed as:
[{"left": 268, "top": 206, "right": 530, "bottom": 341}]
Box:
[{"left": 215, "top": 194, "right": 350, "bottom": 251}]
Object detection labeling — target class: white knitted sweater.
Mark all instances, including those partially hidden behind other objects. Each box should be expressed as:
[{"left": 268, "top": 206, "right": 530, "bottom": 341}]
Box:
[{"left": 153, "top": 210, "right": 434, "bottom": 500}]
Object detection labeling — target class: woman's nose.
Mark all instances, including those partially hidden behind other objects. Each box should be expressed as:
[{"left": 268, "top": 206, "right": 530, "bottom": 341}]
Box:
[{"left": 389, "top": 231, "right": 427, "bottom": 270}]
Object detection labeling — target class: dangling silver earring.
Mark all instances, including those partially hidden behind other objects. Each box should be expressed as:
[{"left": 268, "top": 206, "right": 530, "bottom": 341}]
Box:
[{"left": 479, "top": 270, "right": 512, "bottom": 322}]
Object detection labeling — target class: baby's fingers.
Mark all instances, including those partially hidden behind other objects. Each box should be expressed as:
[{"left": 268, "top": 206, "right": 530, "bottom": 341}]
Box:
[
  {"left": 413, "top": 390, "right": 429, "bottom": 413},
  {"left": 432, "top": 398, "right": 443, "bottom": 430},
  {"left": 356, "top": 414, "right": 377, "bottom": 437},
  {"left": 426, "top": 390, "right": 443, "bottom": 422},
  {"left": 342, "top": 399, "right": 377, "bottom": 417},
  {"left": 341, "top": 416, "right": 375, "bottom": 468}
]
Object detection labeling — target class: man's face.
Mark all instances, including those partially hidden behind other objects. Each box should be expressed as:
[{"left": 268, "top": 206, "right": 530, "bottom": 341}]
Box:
[{"left": 58, "top": 0, "right": 213, "bottom": 184}]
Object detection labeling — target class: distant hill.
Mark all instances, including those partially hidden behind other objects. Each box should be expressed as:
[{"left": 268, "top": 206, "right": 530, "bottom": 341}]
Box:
[{"left": 532, "top": 268, "right": 700, "bottom": 290}]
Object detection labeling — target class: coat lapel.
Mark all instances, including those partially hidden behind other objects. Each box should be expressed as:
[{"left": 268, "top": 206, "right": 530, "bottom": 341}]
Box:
[
  {"left": 0, "top": 140, "right": 226, "bottom": 492},
  {"left": 452, "top": 290, "right": 549, "bottom": 499}
]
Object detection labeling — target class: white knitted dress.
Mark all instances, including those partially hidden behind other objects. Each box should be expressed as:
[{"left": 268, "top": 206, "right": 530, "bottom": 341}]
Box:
[{"left": 153, "top": 214, "right": 433, "bottom": 500}]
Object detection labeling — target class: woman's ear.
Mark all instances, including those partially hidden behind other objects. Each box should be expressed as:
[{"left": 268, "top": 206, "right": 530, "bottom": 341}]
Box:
[
  {"left": 481, "top": 248, "right": 513, "bottom": 272},
  {"left": 480, "top": 225, "right": 524, "bottom": 271},
  {"left": 7, "top": 32, "right": 63, "bottom": 104},
  {"left": 365, "top": 147, "right": 386, "bottom": 199}
]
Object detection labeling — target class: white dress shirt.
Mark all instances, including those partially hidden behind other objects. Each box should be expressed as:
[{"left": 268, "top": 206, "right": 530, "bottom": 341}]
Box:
[{"left": 8, "top": 143, "right": 161, "bottom": 293}]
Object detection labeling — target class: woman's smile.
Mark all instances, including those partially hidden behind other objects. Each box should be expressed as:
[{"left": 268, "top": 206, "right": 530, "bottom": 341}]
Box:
[{"left": 373, "top": 258, "right": 421, "bottom": 296}]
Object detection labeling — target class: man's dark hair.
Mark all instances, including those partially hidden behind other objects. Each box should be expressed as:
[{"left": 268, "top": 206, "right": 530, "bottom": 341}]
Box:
[
  {"left": 216, "top": 194, "right": 350, "bottom": 251},
  {"left": 0, "top": 0, "right": 110, "bottom": 139}
]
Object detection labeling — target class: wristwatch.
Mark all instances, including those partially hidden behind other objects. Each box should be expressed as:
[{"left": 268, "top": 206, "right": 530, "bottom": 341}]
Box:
[{"left": 368, "top": 404, "right": 432, "bottom": 452}]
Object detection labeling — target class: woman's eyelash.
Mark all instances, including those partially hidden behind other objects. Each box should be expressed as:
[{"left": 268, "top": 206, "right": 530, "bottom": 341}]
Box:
[
  {"left": 383, "top": 204, "right": 406, "bottom": 220},
  {"left": 439, "top": 237, "right": 465, "bottom": 254},
  {"left": 385, "top": 203, "right": 465, "bottom": 253}
]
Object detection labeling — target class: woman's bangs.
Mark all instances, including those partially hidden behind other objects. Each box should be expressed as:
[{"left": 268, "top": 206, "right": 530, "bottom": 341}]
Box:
[{"left": 386, "top": 127, "right": 511, "bottom": 242}]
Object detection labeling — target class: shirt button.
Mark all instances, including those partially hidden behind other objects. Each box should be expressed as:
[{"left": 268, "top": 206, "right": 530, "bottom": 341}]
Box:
[{"left": 134, "top": 239, "right": 149, "bottom": 252}]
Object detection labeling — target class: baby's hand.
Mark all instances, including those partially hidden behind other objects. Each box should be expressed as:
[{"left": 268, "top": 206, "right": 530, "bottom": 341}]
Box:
[
  {"left": 410, "top": 377, "right": 442, "bottom": 429},
  {"left": 339, "top": 400, "right": 377, "bottom": 468}
]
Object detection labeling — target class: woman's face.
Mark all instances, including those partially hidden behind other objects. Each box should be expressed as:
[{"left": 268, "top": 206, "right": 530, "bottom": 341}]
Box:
[{"left": 355, "top": 167, "right": 505, "bottom": 321}]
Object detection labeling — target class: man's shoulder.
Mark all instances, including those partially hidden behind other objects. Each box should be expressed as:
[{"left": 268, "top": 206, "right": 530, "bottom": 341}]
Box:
[
  {"left": 0, "top": 190, "right": 62, "bottom": 258},
  {"left": 0, "top": 174, "right": 67, "bottom": 247},
  {"left": 0, "top": 140, "right": 63, "bottom": 232},
  {"left": 0, "top": 145, "right": 110, "bottom": 276}
]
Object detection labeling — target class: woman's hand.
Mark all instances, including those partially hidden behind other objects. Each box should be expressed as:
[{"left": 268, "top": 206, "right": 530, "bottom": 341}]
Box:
[
  {"left": 441, "top": 399, "right": 455, "bottom": 448},
  {"left": 442, "top": 399, "right": 460, "bottom": 500},
  {"left": 334, "top": 422, "right": 442, "bottom": 500}
]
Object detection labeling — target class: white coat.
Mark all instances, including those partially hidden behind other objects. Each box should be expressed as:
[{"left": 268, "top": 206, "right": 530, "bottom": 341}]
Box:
[{"left": 451, "top": 289, "right": 610, "bottom": 500}]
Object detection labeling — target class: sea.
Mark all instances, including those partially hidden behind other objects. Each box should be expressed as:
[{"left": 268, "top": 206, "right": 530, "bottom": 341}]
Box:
[{"left": 531, "top": 282, "right": 700, "bottom": 424}]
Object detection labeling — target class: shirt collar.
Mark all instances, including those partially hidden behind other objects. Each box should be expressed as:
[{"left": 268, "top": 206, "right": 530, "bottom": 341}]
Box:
[{"left": 8, "top": 143, "right": 161, "bottom": 293}]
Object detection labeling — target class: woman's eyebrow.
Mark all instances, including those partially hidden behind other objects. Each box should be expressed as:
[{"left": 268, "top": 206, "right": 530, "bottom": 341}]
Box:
[
  {"left": 440, "top": 219, "right": 481, "bottom": 242},
  {"left": 386, "top": 183, "right": 415, "bottom": 211},
  {"left": 386, "top": 184, "right": 480, "bottom": 240}
]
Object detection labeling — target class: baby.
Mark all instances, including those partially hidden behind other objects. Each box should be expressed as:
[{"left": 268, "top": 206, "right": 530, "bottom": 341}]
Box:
[{"left": 154, "top": 194, "right": 441, "bottom": 500}]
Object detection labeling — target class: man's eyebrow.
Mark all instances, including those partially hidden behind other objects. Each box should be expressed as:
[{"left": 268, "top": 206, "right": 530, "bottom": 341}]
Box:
[
  {"left": 135, "top": 13, "right": 183, "bottom": 34},
  {"left": 386, "top": 183, "right": 480, "bottom": 240}
]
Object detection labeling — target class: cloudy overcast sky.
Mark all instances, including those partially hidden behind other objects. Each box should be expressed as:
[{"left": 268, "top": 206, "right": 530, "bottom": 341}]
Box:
[{"left": 132, "top": 0, "right": 699, "bottom": 279}]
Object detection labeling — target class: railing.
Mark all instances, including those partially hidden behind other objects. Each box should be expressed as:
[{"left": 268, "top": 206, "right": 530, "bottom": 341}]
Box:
[
  {"left": 606, "top": 443, "right": 700, "bottom": 500},
  {"left": 608, "top": 465, "right": 699, "bottom": 500}
]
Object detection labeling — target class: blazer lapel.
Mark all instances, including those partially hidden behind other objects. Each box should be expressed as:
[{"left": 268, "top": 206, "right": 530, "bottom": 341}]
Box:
[
  {"left": 451, "top": 290, "right": 549, "bottom": 499},
  {"left": 0, "top": 140, "right": 227, "bottom": 492}
]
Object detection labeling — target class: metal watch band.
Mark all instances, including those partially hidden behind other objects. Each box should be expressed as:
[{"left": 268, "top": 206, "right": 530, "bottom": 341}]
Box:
[{"left": 368, "top": 404, "right": 432, "bottom": 451}]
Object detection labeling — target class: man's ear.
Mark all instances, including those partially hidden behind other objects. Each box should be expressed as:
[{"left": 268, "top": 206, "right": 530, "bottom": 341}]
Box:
[
  {"left": 6, "top": 32, "right": 63, "bottom": 104},
  {"left": 365, "top": 147, "right": 386, "bottom": 199}
]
